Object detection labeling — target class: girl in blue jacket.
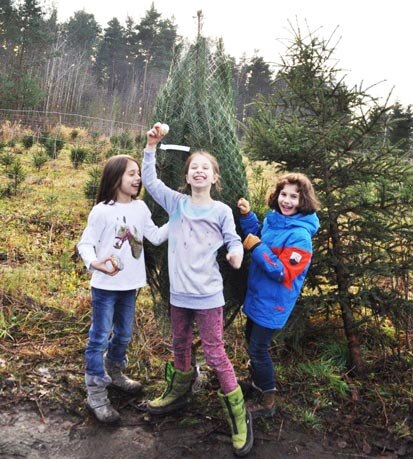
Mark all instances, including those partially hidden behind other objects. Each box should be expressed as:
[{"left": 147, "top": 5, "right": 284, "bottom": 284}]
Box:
[{"left": 237, "top": 172, "right": 320, "bottom": 419}]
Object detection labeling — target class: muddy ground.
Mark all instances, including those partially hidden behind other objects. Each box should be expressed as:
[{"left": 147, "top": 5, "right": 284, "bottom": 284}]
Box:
[{"left": 0, "top": 389, "right": 409, "bottom": 459}]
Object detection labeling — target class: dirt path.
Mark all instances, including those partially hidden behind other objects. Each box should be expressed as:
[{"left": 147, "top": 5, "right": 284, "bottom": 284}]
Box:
[{"left": 0, "top": 397, "right": 392, "bottom": 459}]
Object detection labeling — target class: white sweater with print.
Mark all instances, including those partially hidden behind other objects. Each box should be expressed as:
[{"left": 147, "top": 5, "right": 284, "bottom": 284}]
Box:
[{"left": 77, "top": 199, "right": 168, "bottom": 290}]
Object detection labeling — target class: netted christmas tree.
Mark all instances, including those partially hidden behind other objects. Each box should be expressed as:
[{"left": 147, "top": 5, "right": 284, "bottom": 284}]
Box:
[{"left": 144, "top": 36, "right": 249, "bottom": 330}]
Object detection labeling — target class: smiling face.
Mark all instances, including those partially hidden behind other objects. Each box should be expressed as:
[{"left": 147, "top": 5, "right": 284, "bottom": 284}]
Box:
[
  {"left": 277, "top": 183, "right": 300, "bottom": 216},
  {"left": 117, "top": 159, "right": 141, "bottom": 202},
  {"left": 185, "top": 153, "right": 217, "bottom": 191}
]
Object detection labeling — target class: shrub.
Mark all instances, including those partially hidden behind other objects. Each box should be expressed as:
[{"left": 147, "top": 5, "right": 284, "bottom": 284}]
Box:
[
  {"left": 70, "top": 129, "right": 79, "bottom": 140},
  {"left": 70, "top": 147, "right": 88, "bottom": 168},
  {"left": 85, "top": 148, "right": 101, "bottom": 164},
  {"left": 84, "top": 166, "right": 102, "bottom": 203},
  {"left": 0, "top": 151, "right": 14, "bottom": 167},
  {"left": 44, "top": 137, "right": 65, "bottom": 159},
  {"left": 21, "top": 135, "right": 35, "bottom": 149},
  {"left": 32, "top": 151, "right": 48, "bottom": 171},
  {"left": 110, "top": 131, "right": 134, "bottom": 150},
  {"left": 38, "top": 131, "right": 49, "bottom": 145},
  {"left": 3, "top": 158, "right": 26, "bottom": 195}
]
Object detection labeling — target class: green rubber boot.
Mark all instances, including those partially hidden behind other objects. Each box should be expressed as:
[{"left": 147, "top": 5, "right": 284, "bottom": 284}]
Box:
[
  {"left": 218, "top": 385, "right": 254, "bottom": 457},
  {"left": 147, "top": 362, "right": 194, "bottom": 415}
]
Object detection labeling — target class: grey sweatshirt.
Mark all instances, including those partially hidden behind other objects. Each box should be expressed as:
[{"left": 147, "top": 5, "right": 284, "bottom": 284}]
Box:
[{"left": 142, "top": 149, "right": 243, "bottom": 309}]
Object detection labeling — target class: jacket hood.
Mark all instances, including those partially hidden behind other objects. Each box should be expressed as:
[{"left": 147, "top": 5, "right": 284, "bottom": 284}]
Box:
[{"left": 266, "top": 210, "right": 320, "bottom": 237}]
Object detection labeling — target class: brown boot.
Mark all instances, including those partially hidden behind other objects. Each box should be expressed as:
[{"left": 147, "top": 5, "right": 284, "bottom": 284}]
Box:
[{"left": 246, "top": 389, "right": 276, "bottom": 419}]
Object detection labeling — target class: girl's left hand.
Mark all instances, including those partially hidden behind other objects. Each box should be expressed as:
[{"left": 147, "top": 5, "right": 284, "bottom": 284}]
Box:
[
  {"left": 237, "top": 197, "right": 250, "bottom": 215},
  {"left": 226, "top": 252, "right": 242, "bottom": 269}
]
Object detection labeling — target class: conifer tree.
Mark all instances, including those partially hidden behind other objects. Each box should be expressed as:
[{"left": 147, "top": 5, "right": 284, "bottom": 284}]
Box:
[
  {"left": 243, "top": 25, "right": 413, "bottom": 374},
  {"left": 388, "top": 102, "right": 413, "bottom": 155},
  {"left": 144, "top": 36, "right": 249, "bottom": 326}
]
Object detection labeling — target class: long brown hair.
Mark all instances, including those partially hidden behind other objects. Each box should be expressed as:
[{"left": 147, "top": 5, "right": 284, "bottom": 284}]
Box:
[
  {"left": 180, "top": 150, "right": 222, "bottom": 193},
  {"left": 96, "top": 154, "right": 142, "bottom": 204},
  {"left": 268, "top": 172, "right": 320, "bottom": 215}
]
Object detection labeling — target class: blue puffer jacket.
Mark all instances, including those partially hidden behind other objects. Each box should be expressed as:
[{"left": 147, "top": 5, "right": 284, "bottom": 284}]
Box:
[{"left": 239, "top": 209, "right": 319, "bottom": 329}]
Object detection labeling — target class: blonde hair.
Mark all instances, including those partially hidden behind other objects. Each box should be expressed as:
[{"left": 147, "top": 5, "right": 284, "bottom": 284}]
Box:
[{"left": 268, "top": 172, "right": 320, "bottom": 215}]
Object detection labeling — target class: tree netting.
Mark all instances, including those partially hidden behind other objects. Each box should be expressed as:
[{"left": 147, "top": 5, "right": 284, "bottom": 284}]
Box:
[{"left": 143, "top": 37, "right": 249, "bottom": 331}]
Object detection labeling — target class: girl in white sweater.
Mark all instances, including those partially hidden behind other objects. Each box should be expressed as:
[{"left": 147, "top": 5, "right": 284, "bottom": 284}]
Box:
[{"left": 78, "top": 154, "right": 168, "bottom": 424}]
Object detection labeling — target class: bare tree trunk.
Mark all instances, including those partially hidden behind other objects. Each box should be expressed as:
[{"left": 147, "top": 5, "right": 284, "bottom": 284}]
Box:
[{"left": 330, "top": 218, "right": 364, "bottom": 374}]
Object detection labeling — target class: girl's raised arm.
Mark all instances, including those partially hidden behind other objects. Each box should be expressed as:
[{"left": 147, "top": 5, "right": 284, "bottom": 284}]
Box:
[{"left": 142, "top": 123, "right": 182, "bottom": 215}]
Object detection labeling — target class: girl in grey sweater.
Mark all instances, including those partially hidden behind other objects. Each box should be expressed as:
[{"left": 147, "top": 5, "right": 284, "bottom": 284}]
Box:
[{"left": 142, "top": 123, "right": 253, "bottom": 457}]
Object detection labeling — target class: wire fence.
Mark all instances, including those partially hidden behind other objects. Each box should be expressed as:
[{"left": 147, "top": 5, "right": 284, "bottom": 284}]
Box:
[{"left": 0, "top": 109, "right": 147, "bottom": 139}]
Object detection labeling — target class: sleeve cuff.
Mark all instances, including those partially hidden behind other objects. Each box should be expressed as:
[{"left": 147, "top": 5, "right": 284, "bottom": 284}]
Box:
[
  {"left": 144, "top": 145, "right": 157, "bottom": 153},
  {"left": 250, "top": 242, "right": 261, "bottom": 252}
]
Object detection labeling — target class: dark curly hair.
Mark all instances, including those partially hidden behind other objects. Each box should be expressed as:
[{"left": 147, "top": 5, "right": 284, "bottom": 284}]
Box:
[{"left": 268, "top": 172, "right": 320, "bottom": 215}]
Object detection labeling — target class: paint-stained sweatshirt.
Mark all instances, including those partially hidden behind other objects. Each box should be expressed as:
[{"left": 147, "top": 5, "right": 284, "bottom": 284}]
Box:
[{"left": 142, "top": 148, "right": 243, "bottom": 309}]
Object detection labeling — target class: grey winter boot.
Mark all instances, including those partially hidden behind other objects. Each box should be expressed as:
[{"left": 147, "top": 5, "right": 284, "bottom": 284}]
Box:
[
  {"left": 147, "top": 362, "right": 194, "bottom": 415},
  {"left": 104, "top": 356, "right": 143, "bottom": 394},
  {"left": 85, "top": 374, "right": 120, "bottom": 424}
]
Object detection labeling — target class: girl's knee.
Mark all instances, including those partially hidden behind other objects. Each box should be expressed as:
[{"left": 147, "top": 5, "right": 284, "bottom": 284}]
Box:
[
  {"left": 248, "top": 345, "right": 268, "bottom": 362},
  {"left": 204, "top": 349, "right": 231, "bottom": 370},
  {"left": 87, "top": 334, "right": 109, "bottom": 352}
]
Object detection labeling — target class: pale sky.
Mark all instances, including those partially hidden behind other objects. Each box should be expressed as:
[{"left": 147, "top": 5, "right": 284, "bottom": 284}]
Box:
[{"left": 54, "top": 0, "right": 413, "bottom": 106}]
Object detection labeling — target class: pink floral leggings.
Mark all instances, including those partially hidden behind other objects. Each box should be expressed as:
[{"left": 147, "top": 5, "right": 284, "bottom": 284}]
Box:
[{"left": 170, "top": 305, "right": 238, "bottom": 394}]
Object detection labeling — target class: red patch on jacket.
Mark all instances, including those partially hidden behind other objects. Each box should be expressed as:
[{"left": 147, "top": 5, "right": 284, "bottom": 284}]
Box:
[
  {"left": 274, "top": 306, "right": 285, "bottom": 312},
  {"left": 271, "top": 247, "right": 312, "bottom": 289}
]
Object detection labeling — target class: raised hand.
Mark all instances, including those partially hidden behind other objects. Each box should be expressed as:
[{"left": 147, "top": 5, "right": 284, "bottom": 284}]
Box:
[
  {"left": 146, "top": 122, "right": 168, "bottom": 147},
  {"left": 237, "top": 197, "right": 250, "bottom": 215}
]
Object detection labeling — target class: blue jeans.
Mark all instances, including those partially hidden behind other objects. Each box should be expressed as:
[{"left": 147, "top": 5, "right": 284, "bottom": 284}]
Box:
[
  {"left": 245, "top": 317, "right": 276, "bottom": 391},
  {"left": 85, "top": 287, "right": 137, "bottom": 377}
]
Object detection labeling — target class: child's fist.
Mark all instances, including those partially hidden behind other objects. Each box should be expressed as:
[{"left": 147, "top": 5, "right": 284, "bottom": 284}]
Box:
[
  {"left": 237, "top": 197, "right": 250, "bottom": 215},
  {"left": 226, "top": 252, "right": 243, "bottom": 269},
  {"left": 243, "top": 234, "right": 261, "bottom": 251},
  {"left": 146, "top": 122, "right": 166, "bottom": 146}
]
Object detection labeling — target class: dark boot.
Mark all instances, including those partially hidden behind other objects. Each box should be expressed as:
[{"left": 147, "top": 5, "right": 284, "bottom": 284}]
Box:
[
  {"left": 104, "top": 356, "right": 142, "bottom": 394},
  {"left": 85, "top": 374, "right": 120, "bottom": 424},
  {"left": 239, "top": 360, "right": 255, "bottom": 399},
  {"left": 247, "top": 388, "right": 276, "bottom": 419},
  {"left": 147, "top": 362, "right": 194, "bottom": 415},
  {"left": 218, "top": 385, "right": 254, "bottom": 457}
]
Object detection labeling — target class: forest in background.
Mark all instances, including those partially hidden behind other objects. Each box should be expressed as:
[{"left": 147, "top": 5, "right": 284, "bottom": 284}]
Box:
[
  {"left": 0, "top": 0, "right": 275, "bottom": 128},
  {"left": 1, "top": 1, "right": 413, "bottom": 455}
]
